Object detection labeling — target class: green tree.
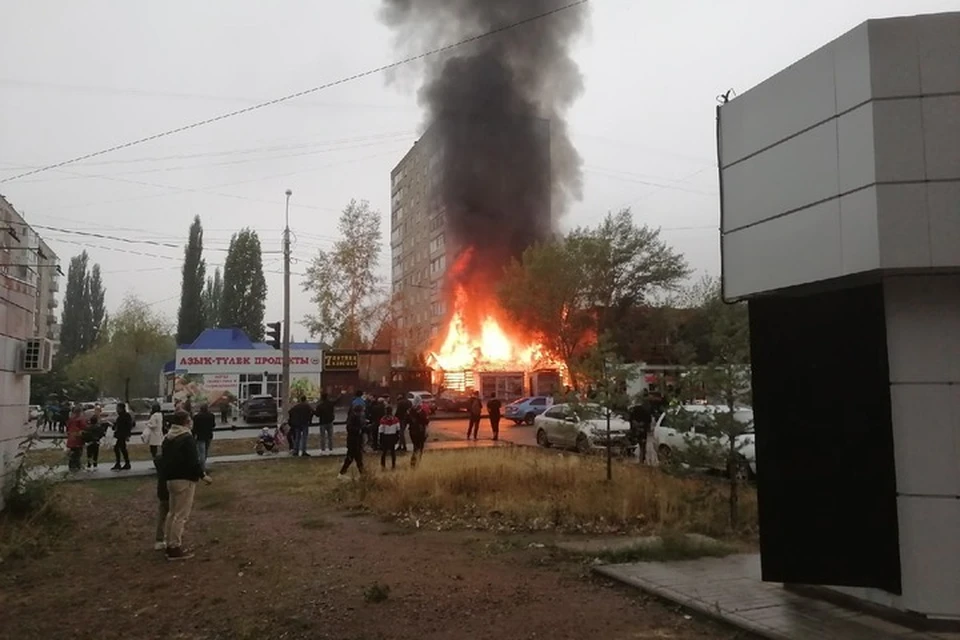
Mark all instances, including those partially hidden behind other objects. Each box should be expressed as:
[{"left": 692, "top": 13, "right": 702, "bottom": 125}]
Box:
[
  {"left": 221, "top": 229, "right": 266, "bottom": 341},
  {"left": 67, "top": 295, "right": 173, "bottom": 401},
  {"left": 176, "top": 215, "right": 206, "bottom": 344},
  {"left": 569, "top": 208, "right": 689, "bottom": 350},
  {"left": 302, "top": 199, "right": 384, "bottom": 347},
  {"left": 498, "top": 239, "right": 594, "bottom": 383},
  {"left": 58, "top": 251, "right": 106, "bottom": 362},
  {"left": 670, "top": 279, "right": 753, "bottom": 528},
  {"left": 202, "top": 266, "right": 223, "bottom": 329}
]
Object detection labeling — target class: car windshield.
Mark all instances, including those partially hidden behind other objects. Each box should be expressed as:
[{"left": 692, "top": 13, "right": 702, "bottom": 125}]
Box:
[
  {"left": 511, "top": 397, "right": 530, "bottom": 405},
  {"left": 419, "top": 394, "right": 433, "bottom": 401}
]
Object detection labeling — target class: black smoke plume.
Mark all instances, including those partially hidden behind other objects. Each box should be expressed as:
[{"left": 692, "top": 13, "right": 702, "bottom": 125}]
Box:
[{"left": 382, "top": 0, "right": 588, "bottom": 285}]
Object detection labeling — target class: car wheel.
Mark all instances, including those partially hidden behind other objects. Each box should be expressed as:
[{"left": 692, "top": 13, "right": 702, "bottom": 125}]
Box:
[
  {"left": 658, "top": 444, "right": 672, "bottom": 460},
  {"left": 513, "top": 420, "right": 522, "bottom": 425},
  {"left": 536, "top": 428, "right": 551, "bottom": 448},
  {"left": 524, "top": 412, "right": 536, "bottom": 426},
  {"left": 575, "top": 434, "right": 590, "bottom": 454}
]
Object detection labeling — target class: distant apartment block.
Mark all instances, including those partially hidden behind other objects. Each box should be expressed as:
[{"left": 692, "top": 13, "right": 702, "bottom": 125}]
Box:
[{"left": 0, "top": 194, "right": 59, "bottom": 508}]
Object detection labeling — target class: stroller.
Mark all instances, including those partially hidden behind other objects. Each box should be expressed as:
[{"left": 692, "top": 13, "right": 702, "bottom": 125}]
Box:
[{"left": 255, "top": 426, "right": 285, "bottom": 455}]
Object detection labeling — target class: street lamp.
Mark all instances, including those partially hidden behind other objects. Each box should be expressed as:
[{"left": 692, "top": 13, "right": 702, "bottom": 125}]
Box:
[{"left": 281, "top": 189, "right": 292, "bottom": 414}]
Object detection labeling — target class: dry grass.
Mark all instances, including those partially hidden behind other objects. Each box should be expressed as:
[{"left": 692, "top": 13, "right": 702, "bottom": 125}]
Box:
[{"left": 326, "top": 448, "right": 758, "bottom": 539}]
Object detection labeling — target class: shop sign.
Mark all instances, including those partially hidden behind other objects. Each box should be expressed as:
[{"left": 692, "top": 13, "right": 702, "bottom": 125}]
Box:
[
  {"left": 323, "top": 351, "right": 359, "bottom": 371},
  {"left": 174, "top": 349, "right": 323, "bottom": 374}
]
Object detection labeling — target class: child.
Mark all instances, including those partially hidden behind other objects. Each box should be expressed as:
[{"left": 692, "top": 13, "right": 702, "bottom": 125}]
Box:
[
  {"left": 255, "top": 426, "right": 276, "bottom": 455},
  {"left": 84, "top": 407, "right": 106, "bottom": 469},
  {"left": 65, "top": 406, "right": 86, "bottom": 472},
  {"left": 378, "top": 406, "right": 400, "bottom": 470}
]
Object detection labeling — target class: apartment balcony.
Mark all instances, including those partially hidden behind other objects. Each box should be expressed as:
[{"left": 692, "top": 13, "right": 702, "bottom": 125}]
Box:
[
  {"left": 47, "top": 297, "right": 58, "bottom": 309},
  {"left": 48, "top": 280, "right": 59, "bottom": 293}
]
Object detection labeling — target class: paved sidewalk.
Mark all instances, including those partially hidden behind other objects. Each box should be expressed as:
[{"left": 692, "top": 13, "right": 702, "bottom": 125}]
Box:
[
  {"left": 595, "top": 554, "right": 960, "bottom": 640},
  {"left": 46, "top": 439, "right": 506, "bottom": 482}
]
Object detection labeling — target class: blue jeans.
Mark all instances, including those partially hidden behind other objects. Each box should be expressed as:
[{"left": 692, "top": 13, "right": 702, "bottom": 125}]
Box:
[
  {"left": 297, "top": 425, "right": 310, "bottom": 454},
  {"left": 319, "top": 423, "right": 334, "bottom": 451},
  {"left": 196, "top": 440, "right": 209, "bottom": 472}
]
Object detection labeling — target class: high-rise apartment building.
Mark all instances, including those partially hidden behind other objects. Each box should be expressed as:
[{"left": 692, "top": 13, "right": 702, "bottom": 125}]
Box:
[
  {"left": 389, "top": 118, "right": 552, "bottom": 368},
  {"left": 389, "top": 130, "right": 450, "bottom": 366}
]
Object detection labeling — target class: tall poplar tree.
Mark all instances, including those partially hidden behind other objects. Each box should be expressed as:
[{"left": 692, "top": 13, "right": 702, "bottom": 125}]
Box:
[
  {"left": 202, "top": 267, "right": 223, "bottom": 329},
  {"left": 221, "top": 229, "right": 266, "bottom": 341},
  {"left": 59, "top": 250, "right": 107, "bottom": 362},
  {"left": 176, "top": 216, "right": 206, "bottom": 345}
]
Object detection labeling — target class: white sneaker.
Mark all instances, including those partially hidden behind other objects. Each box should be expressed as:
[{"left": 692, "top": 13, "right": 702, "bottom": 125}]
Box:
[
  {"left": 337, "top": 473, "right": 349, "bottom": 482},
  {"left": 154, "top": 542, "right": 166, "bottom": 551}
]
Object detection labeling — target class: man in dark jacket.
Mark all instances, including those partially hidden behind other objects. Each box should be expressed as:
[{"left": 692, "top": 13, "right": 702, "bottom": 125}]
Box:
[
  {"left": 466, "top": 391, "right": 482, "bottom": 441},
  {"left": 366, "top": 397, "right": 385, "bottom": 451},
  {"left": 487, "top": 393, "right": 502, "bottom": 441},
  {"left": 395, "top": 394, "right": 412, "bottom": 452},
  {"left": 161, "top": 410, "right": 211, "bottom": 560},
  {"left": 191, "top": 404, "right": 217, "bottom": 472},
  {"left": 314, "top": 391, "right": 336, "bottom": 452},
  {"left": 288, "top": 395, "right": 314, "bottom": 457},
  {"left": 338, "top": 404, "right": 365, "bottom": 478},
  {"left": 111, "top": 402, "right": 134, "bottom": 471}
]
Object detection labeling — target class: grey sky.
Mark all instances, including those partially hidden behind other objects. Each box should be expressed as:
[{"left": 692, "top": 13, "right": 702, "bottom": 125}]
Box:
[{"left": 1, "top": 0, "right": 955, "bottom": 337}]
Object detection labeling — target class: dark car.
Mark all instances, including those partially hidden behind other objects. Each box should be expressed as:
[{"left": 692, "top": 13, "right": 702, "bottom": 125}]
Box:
[
  {"left": 242, "top": 395, "right": 279, "bottom": 423},
  {"left": 436, "top": 392, "right": 472, "bottom": 413}
]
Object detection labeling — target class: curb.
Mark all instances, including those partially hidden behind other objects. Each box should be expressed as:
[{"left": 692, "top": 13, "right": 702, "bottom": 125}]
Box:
[{"left": 592, "top": 564, "right": 785, "bottom": 640}]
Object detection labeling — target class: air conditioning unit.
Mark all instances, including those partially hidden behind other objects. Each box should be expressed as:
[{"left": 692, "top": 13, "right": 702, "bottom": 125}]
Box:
[{"left": 19, "top": 338, "right": 54, "bottom": 374}]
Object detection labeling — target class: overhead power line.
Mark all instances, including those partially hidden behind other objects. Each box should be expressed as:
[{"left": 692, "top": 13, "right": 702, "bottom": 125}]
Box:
[{"left": 0, "top": 0, "right": 588, "bottom": 184}]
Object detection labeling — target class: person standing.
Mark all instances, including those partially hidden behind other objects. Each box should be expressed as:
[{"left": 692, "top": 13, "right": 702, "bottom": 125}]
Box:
[
  {"left": 466, "top": 391, "right": 482, "bottom": 441},
  {"left": 58, "top": 402, "right": 70, "bottom": 433},
  {"left": 288, "top": 395, "right": 314, "bottom": 457},
  {"left": 191, "top": 404, "right": 216, "bottom": 472},
  {"left": 85, "top": 406, "right": 106, "bottom": 470},
  {"left": 142, "top": 403, "right": 165, "bottom": 458},
  {"left": 219, "top": 400, "right": 230, "bottom": 425},
  {"left": 408, "top": 397, "right": 429, "bottom": 468},
  {"left": 395, "top": 394, "right": 412, "bottom": 452},
  {"left": 366, "top": 397, "right": 385, "bottom": 451},
  {"left": 487, "top": 393, "right": 502, "bottom": 441},
  {"left": 161, "top": 410, "right": 211, "bottom": 561},
  {"left": 152, "top": 453, "right": 169, "bottom": 551},
  {"left": 111, "top": 402, "right": 134, "bottom": 471},
  {"left": 378, "top": 406, "right": 400, "bottom": 470},
  {"left": 66, "top": 405, "right": 86, "bottom": 471},
  {"left": 314, "top": 391, "right": 335, "bottom": 453},
  {"left": 338, "top": 404, "right": 365, "bottom": 479}
]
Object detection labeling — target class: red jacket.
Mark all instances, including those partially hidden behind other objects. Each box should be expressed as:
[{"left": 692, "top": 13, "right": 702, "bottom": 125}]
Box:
[{"left": 66, "top": 417, "right": 86, "bottom": 448}]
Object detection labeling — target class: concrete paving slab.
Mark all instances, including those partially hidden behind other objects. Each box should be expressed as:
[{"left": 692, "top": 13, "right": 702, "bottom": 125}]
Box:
[{"left": 595, "top": 554, "right": 957, "bottom": 640}]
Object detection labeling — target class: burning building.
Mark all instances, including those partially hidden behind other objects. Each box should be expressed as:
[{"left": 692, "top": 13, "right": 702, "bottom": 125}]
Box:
[{"left": 384, "top": 0, "right": 588, "bottom": 399}]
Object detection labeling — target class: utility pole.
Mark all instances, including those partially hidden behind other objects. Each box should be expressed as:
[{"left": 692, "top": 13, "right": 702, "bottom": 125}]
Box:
[{"left": 281, "top": 189, "right": 292, "bottom": 415}]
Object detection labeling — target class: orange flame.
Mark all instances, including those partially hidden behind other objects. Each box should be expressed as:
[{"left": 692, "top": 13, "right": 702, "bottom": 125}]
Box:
[{"left": 428, "top": 285, "right": 557, "bottom": 374}]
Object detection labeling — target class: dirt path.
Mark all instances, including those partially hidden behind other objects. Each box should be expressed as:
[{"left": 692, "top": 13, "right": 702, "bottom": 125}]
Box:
[{"left": 0, "top": 460, "right": 752, "bottom": 640}]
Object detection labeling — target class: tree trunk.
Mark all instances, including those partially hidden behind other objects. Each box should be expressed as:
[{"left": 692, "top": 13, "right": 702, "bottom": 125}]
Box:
[
  {"left": 729, "top": 438, "right": 739, "bottom": 529},
  {"left": 124, "top": 377, "right": 131, "bottom": 404}
]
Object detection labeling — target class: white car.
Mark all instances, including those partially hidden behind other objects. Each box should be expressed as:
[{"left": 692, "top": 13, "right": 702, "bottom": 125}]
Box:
[
  {"left": 406, "top": 391, "right": 437, "bottom": 414},
  {"left": 28, "top": 405, "right": 41, "bottom": 421},
  {"left": 654, "top": 404, "right": 756, "bottom": 478},
  {"left": 534, "top": 403, "right": 634, "bottom": 454}
]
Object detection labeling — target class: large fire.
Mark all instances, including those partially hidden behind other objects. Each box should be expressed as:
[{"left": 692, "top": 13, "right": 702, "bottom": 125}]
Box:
[{"left": 428, "top": 286, "right": 551, "bottom": 373}]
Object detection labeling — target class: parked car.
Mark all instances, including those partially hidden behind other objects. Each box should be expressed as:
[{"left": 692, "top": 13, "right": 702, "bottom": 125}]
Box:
[
  {"left": 242, "top": 395, "right": 279, "bottom": 423},
  {"left": 436, "top": 392, "right": 471, "bottom": 413},
  {"left": 504, "top": 396, "right": 553, "bottom": 425},
  {"left": 405, "top": 391, "right": 437, "bottom": 414},
  {"left": 83, "top": 403, "right": 119, "bottom": 427},
  {"left": 534, "top": 403, "right": 634, "bottom": 454},
  {"left": 652, "top": 404, "right": 756, "bottom": 479}
]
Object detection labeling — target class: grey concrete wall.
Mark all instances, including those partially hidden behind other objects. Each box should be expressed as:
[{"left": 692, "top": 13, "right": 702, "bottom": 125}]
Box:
[{"left": 720, "top": 12, "right": 960, "bottom": 299}]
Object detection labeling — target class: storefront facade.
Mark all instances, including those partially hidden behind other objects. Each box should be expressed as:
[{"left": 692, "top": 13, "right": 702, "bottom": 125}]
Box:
[{"left": 164, "top": 329, "right": 324, "bottom": 406}]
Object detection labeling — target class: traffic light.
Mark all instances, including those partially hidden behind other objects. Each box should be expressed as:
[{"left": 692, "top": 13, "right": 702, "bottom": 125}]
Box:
[{"left": 265, "top": 322, "right": 281, "bottom": 350}]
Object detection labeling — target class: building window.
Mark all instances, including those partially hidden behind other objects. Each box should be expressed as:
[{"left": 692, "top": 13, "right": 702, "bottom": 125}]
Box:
[
  {"left": 429, "top": 234, "right": 445, "bottom": 253},
  {"left": 430, "top": 255, "right": 446, "bottom": 275}
]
